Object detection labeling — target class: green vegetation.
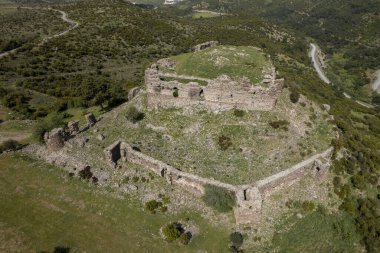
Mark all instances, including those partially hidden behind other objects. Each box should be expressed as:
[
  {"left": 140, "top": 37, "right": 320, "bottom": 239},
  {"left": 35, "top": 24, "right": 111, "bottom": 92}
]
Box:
[
  {"left": 202, "top": 185, "right": 236, "bottom": 212},
  {"left": 192, "top": 11, "right": 221, "bottom": 19},
  {"left": 217, "top": 135, "right": 232, "bottom": 151},
  {"left": 290, "top": 90, "right": 300, "bottom": 103},
  {"left": 262, "top": 208, "right": 362, "bottom": 252},
  {"left": 0, "top": 153, "right": 230, "bottom": 252},
  {"left": 160, "top": 76, "right": 208, "bottom": 86},
  {"left": 145, "top": 199, "right": 163, "bottom": 213},
  {"left": 162, "top": 222, "right": 182, "bottom": 242},
  {"left": 170, "top": 46, "right": 272, "bottom": 84},
  {"left": 125, "top": 105, "right": 145, "bottom": 123},
  {"left": 269, "top": 120, "right": 289, "bottom": 131},
  {"left": 0, "top": 139, "right": 21, "bottom": 153}
]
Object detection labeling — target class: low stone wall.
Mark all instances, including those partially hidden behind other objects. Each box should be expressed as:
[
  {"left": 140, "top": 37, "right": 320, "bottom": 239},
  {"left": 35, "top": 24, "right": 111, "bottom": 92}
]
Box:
[
  {"left": 103, "top": 139, "right": 332, "bottom": 225},
  {"left": 255, "top": 147, "right": 333, "bottom": 194}
]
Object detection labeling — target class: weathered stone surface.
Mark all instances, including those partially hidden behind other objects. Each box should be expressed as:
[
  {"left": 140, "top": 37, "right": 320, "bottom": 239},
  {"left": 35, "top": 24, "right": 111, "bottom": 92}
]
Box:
[
  {"left": 85, "top": 113, "right": 97, "bottom": 126},
  {"left": 145, "top": 61, "right": 284, "bottom": 112},
  {"left": 322, "top": 104, "right": 331, "bottom": 112},
  {"left": 128, "top": 87, "right": 141, "bottom": 101},
  {"left": 97, "top": 134, "right": 105, "bottom": 141},
  {"left": 68, "top": 120, "right": 80, "bottom": 135},
  {"left": 192, "top": 41, "right": 219, "bottom": 52},
  {"left": 103, "top": 140, "right": 128, "bottom": 168},
  {"left": 45, "top": 128, "right": 65, "bottom": 151}
]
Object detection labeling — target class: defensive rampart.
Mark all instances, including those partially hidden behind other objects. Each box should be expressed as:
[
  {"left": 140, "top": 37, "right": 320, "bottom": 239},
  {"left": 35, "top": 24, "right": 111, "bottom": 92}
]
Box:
[{"left": 103, "top": 139, "right": 333, "bottom": 225}]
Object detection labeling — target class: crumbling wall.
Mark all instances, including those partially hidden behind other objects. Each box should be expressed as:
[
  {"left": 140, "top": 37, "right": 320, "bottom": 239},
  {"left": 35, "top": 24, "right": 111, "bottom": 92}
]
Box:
[
  {"left": 235, "top": 186, "right": 263, "bottom": 225},
  {"left": 68, "top": 120, "right": 80, "bottom": 135},
  {"left": 85, "top": 113, "right": 97, "bottom": 126},
  {"left": 255, "top": 147, "right": 333, "bottom": 194},
  {"left": 102, "top": 139, "right": 332, "bottom": 226},
  {"left": 44, "top": 128, "right": 65, "bottom": 151},
  {"left": 103, "top": 140, "right": 128, "bottom": 168},
  {"left": 145, "top": 63, "right": 284, "bottom": 112},
  {"left": 192, "top": 41, "right": 219, "bottom": 52}
]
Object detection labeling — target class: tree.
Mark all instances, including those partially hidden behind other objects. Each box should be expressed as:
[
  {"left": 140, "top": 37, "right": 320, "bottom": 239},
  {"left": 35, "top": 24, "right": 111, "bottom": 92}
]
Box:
[{"left": 290, "top": 90, "right": 300, "bottom": 103}]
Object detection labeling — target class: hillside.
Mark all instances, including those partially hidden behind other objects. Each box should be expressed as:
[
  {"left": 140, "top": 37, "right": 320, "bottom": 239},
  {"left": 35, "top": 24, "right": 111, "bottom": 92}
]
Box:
[{"left": 0, "top": 0, "right": 379, "bottom": 252}]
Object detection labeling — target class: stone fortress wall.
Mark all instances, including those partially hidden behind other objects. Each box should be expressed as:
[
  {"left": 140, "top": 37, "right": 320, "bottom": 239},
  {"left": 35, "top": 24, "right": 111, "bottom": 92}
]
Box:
[
  {"left": 39, "top": 105, "right": 333, "bottom": 225},
  {"left": 103, "top": 139, "right": 333, "bottom": 225},
  {"left": 145, "top": 42, "right": 285, "bottom": 112}
]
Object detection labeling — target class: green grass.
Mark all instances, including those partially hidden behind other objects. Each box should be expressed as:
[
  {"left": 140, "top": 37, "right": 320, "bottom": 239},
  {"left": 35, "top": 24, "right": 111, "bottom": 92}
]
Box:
[
  {"left": 192, "top": 11, "right": 221, "bottom": 19},
  {"left": 160, "top": 76, "right": 208, "bottom": 86},
  {"left": 260, "top": 208, "right": 362, "bottom": 252},
  {"left": 0, "top": 153, "right": 230, "bottom": 253},
  {"left": 170, "top": 46, "right": 272, "bottom": 84}
]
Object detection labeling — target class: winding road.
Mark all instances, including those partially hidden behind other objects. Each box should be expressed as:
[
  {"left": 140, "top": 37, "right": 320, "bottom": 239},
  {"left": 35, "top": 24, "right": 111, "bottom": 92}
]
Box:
[
  {"left": 310, "top": 43, "right": 331, "bottom": 84},
  {"left": 309, "top": 43, "right": 374, "bottom": 108},
  {"left": 372, "top": 70, "right": 380, "bottom": 93},
  {"left": 0, "top": 7, "right": 79, "bottom": 59}
]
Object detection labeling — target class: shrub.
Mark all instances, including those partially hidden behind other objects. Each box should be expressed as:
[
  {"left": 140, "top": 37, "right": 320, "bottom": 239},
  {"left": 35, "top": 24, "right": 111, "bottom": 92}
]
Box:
[
  {"left": 302, "top": 201, "right": 315, "bottom": 213},
  {"left": 218, "top": 135, "right": 232, "bottom": 151},
  {"left": 233, "top": 109, "right": 245, "bottom": 117},
  {"left": 230, "top": 232, "right": 244, "bottom": 248},
  {"left": 78, "top": 166, "right": 93, "bottom": 180},
  {"left": 0, "top": 139, "right": 22, "bottom": 153},
  {"left": 173, "top": 89, "right": 179, "bottom": 97},
  {"left": 162, "top": 222, "right": 182, "bottom": 242},
  {"left": 126, "top": 106, "right": 144, "bottom": 123},
  {"left": 145, "top": 200, "right": 162, "bottom": 213},
  {"left": 269, "top": 120, "right": 289, "bottom": 130},
  {"left": 33, "top": 112, "right": 65, "bottom": 142},
  {"left": 290, "top": 90, "right": 300, "bottom": 103},
  {"left": 202, "top": 185, "right": 236, "bottom": 212},
  {"left": 179, "top": 232, "right": 191, "bottom": 245}
]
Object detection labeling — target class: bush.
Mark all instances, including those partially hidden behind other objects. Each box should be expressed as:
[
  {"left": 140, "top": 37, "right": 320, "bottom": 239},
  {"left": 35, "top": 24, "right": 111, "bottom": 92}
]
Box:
[
  {"left": 173, "top": 89, "right": 179, "bottom": 97},
  {"left": 290, "top": 90, "right": 300, "bottom": 103},
  {"left": 145, "top": 200, "right": 163, "bottom": 213},
  {"left": 233, "top": 109, "right": 245, "bottom": 117},
  {"left": 78, "top": 166, "right": 93, "bottom": 180},
  {"left": 126, "top": 106, "right": 144, "bottom": 123},
  {"left": 269, "top": 120, "right": 289, "bottom": 130},
  {"left": 230, "top": 232, "right": 244, "bottom": 248},
  {"left": 218, "top": 135, "right": 232, "bottom": 151},
  {"left": 179, "top": 232, "right": 191, "bottom": 245},
  {"left": 202, "top": 185, "right": 236, "bottom": 212},
  {"left": 0, "top": 139, "right": 22, "bottom": 153},
  {"left": 162, "top": 222, "right": 182, "bottom": 242},
  {"left": 302, "top": 201, "right": 315, "bottom": 213},
  {"left": 33, "top": 112, "right": 65, "bottom": 142}
]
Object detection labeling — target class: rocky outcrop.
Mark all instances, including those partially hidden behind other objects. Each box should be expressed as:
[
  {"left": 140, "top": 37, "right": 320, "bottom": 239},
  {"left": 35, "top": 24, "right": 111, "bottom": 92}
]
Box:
[{"left": 44, "top": 128, "right": 65, "bottom": 151}]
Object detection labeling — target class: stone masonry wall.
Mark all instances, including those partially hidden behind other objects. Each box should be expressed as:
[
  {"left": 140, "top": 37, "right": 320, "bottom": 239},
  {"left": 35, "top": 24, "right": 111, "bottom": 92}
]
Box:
[
  {"left": 103, "top": 139, "right": 332, "bottom": 225},
  {"left": 145, "top": 62, "right": 284, "bottom": 112}
]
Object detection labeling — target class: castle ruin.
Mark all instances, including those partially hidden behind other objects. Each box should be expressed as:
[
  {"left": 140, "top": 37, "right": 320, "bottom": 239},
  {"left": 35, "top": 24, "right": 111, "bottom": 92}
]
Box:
[{"left": 145, "top": 43, "right": 284, "bottom": 112}]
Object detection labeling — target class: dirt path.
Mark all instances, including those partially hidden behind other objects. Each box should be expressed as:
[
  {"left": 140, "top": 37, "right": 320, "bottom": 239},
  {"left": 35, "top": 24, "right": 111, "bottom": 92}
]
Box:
[
  {"left": 0, "top": 7, "right": 79, "bottom": 59},
  {"left": 371, "top": 70, "right": 380, "bottom": 93}
]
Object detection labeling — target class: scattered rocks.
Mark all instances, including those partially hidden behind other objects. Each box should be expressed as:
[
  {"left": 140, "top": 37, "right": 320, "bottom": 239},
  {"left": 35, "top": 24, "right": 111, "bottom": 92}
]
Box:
[
  {"left": 97, "top": 134, "right": 105, "bottom": 141},
  {"left": 322, "top": 104, "right": 331, "bottom": 112}
]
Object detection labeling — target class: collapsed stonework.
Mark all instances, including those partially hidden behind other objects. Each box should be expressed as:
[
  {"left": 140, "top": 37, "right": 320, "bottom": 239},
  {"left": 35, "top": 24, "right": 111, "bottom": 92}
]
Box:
[
  {"left": 192, "top": 41, "right": 219, "bottom": 52},
  {"left": 145, "top": 50, "right": 284, "bottom": 112},
  {"left": 44, "top": 114, "right": 98, "bottom": 151},
  {"left": 103, "top": 138, "right": 333, "bottom": 225},
  {"left": 85, "top": 113, "right": 97, "bottom": 126},
  {"left": 68, "top": 120, "right": 80, "bottom": 135},
  {"left": 44, "top": 128, "right": 65, "bottom": 151}
]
